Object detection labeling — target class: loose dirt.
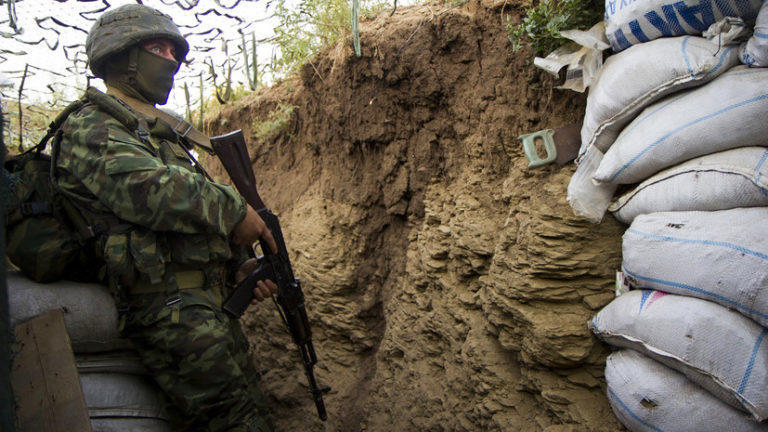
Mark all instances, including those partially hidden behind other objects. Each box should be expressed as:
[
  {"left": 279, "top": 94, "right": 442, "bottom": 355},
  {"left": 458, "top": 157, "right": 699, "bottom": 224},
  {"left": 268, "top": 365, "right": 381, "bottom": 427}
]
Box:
[{"left": 203, "top": 1, "right": 625, "bottom": 430}]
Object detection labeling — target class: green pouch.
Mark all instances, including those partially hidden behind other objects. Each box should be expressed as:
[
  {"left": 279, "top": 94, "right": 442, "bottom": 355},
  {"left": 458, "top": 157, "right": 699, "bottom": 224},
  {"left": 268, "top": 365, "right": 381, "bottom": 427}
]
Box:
[
  {"left": 4, "top": 152, "right": 98, "bottom": 283},
  {"left": 6, "top": 216, "right": 84, "bottom": 283},
  {"left": 128, "top": 229, "right": 167, "bottom": 285},
  {"left": 104, "top": 231, "right": 134, "bottom": 286}
]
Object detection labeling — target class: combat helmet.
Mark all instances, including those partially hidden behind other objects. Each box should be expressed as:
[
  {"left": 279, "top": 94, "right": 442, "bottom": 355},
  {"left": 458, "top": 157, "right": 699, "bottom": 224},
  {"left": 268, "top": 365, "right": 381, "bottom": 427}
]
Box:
[{"left": 86, "top": 4, "right": 189, "bottom": 78}]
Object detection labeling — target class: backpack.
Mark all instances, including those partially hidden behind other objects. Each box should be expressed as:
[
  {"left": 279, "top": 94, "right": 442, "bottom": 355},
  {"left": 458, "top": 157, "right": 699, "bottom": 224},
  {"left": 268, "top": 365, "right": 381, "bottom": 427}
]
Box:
[{"left": 2, "top": 88, "right": 151, "bottom": 283}]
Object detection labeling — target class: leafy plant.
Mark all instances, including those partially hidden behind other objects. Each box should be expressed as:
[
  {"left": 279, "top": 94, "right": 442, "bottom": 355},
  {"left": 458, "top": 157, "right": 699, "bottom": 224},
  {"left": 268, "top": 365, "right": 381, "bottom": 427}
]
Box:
[
  {"left": 269, "top": 0, "right": 389, "bottom": 75},
  {"left": 507, "top": 0, "right": 602, "bottom": 55},
  {"left": 251, "top": 103, "right": 296, "bottom": 143}
]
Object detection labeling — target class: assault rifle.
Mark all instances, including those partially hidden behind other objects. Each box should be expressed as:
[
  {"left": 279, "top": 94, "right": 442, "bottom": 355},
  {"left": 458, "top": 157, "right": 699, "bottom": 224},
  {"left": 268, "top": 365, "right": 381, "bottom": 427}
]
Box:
[{"left": 211, "top": 130, "right": 329, "bottom": 421}]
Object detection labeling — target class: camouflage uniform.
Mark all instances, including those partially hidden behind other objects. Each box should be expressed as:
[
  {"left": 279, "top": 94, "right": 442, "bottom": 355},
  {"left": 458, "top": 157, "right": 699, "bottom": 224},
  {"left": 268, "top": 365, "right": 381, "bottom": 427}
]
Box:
[{"left": 54, "top": 5, "right": 274, "bottom": 432}]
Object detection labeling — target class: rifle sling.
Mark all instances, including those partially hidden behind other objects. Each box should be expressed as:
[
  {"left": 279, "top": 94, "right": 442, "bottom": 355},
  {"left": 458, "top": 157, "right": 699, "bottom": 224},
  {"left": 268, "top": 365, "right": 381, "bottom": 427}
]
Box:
[{"left": 106, "top": 86, "right": 215, "bottom": 155}]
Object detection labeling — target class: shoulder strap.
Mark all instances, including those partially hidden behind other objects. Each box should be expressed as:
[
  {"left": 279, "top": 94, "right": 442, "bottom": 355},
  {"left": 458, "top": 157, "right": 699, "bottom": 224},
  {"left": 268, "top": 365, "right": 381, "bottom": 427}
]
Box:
[
  {"left": 85, "top": 87, "right": 151, "bottom": 144},
  {"left": 105, "top": 86, "right": 215, "bottom": 155},
  {"left": 102, "top": 86, "right": 217, "bottom": 182}
]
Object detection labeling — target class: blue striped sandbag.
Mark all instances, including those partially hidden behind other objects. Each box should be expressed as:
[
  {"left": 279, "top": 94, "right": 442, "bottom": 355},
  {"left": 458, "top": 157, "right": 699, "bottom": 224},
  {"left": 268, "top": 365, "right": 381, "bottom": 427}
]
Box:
[
  {"left": 605, "top": 0, "right": 763, "bottom": 52},
  {"left": 590, "top": 289, "right": 768, "bottom": 421},
  {"left": 606, "top": 349, "right": 768, "bottom": 432},
  {"left": 622, "top": 208, "right": 768, "bottom": 327},
  {"left": 594, "top": 66, "right": 768, "bottom": 185}
]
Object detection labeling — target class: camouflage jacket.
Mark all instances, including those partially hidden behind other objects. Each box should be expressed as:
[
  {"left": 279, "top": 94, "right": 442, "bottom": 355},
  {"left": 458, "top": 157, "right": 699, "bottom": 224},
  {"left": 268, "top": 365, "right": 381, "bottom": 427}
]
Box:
[{"left": 54, "top": 95, "right": 247, "bottom": 290}]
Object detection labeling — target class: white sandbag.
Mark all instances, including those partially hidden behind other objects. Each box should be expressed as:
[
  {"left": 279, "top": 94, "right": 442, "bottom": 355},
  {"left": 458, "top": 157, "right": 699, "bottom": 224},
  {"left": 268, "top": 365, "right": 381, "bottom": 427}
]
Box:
[
  {"left": 567, "top": 145, "right": 618, "bottom": 223},
  {"left": 606, "top": 350, "right": 768, "bottom": 432},
  {"left": 741, "top": 0, "right": 768, "bottom": 66},
  {"left": 590, "top": 290, "right": 768, "bottom": 420},
  {"left": 90, "top": 418, "right": 171, "bottom": 432},
  {"left": 594, "top": 66, "right": 768, "bottom": 185},
  {"left": 79, "top": 372, "right": 170, "bottom": 432},
  {"left": 580, "top": 35, "right": 740, "bottom": 158},
  {"left": 7, "top": 271, "right": 129, "bottom": 353},
  {"left": 605, "top": 0, "right": 762, "bottom": 52},
  {"left": 622, "top": 208, "right": 768, "bottom": 326},
  {"left": 609, "top": 146, "right": 768, "bottom": 224},
  {"left": 76, "top": 351, "right": 148, "bottom": 375}
]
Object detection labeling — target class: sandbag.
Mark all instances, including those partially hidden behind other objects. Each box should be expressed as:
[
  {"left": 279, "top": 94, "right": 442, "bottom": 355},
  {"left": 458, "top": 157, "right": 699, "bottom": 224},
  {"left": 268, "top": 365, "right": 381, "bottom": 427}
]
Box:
[
  {"left": 741, "top": 0, "right": 768, "bottom": 67},
  {"left": 580, "top": 35, "right": 740, "bottom": 158},
  {"left": 90, "top": 418, "right": 171, "bottom": 432},
  {"left": 590, "top": 290, "right": 768, "bottom": 420},
  {"left": 79, "top": 372, "right": 170, "bottom": 432},
  {"left": 609, "top": 146, "right": 768, "bottom": 224},
  {"left": 76, "top": 351, "right": 148, "bottom": 375},
  {"left": 605, "top": 0, "right": 762, "bottom": 52},
  {"left": 623, "top": 208, "right": 768, "bottom": 326},
  {"left": 606, "top": 350, "right": 768, "bottom": 432},
  {"left": 594, "top": 66, "right": 768, "bottom": 185},
  {"left": 7, "top": 271, "right": 130, "bottom": 353},
  {"left": 567, "top": 146, "right": 619, "bottom": 223}
]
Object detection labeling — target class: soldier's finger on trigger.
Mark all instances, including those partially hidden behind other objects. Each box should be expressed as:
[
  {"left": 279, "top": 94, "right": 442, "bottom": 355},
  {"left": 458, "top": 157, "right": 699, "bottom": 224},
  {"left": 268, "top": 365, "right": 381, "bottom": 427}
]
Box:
[
  {"left": 252, "top": 287, "right": 264, "bottom": 302},
  {"left": 261, "top": 280, "right": 274, "bottom": 295},
  {"left": 244, "top": 258, "right": 258, "bottom": 272},
  {"left": 256, "top": 281, "right": 269, "bottom": 297},
  {"left": 264, "top": 230, "right": 278, "bottom": 253}
]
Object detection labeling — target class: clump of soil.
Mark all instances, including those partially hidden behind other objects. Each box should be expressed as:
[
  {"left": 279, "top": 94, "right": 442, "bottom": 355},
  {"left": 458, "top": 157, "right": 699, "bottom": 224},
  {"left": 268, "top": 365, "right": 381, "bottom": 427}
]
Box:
[{"left": 204, "top": 1, "right": 625, "bottom": 430}]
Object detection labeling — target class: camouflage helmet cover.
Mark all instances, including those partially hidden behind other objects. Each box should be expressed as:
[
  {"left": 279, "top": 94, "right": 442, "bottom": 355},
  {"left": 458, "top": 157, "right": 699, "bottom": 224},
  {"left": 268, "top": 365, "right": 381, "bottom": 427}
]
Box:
[{"left": 86, "top": 4, "right": 189, "bottom": 78}]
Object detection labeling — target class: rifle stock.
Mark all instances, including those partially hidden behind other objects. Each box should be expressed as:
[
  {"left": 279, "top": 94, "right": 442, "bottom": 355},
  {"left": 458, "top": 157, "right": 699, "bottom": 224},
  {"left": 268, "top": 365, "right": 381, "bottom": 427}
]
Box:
[{"left": 211, "top": 130, "right": 329, "bottom": 421}]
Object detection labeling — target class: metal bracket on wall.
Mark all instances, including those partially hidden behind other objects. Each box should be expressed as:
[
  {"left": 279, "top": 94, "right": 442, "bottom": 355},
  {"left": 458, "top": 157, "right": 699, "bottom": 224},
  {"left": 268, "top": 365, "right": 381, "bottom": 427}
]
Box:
[{"left": 519, "top": 129, "right": 557, "bottom": 168}]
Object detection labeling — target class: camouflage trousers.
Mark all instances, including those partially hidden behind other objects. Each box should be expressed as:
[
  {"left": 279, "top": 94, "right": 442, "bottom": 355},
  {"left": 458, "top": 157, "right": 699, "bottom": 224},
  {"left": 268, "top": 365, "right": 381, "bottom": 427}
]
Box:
[{"left": 122, "top": 291, "right": 274, "bottom": 432}]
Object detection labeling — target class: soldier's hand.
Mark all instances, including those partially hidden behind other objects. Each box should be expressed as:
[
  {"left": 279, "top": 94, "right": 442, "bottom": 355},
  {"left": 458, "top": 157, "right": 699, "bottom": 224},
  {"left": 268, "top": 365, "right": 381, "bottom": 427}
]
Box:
[
  {"left": 234, "top": 258, "right": 278, "bottom": 304},
  {"left": 251, "top": 279, "right": 277, "bottom": 304},
  {"left": 232, "top": 205, "right": 278, "bottom": 253}
]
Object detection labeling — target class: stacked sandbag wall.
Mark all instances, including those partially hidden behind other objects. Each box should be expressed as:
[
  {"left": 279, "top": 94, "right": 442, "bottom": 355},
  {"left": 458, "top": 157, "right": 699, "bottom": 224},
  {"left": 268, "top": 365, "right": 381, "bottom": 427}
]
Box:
[
  {"left": 8, "top": 272, "right": 170, "bottom": 432},
  {"left": 569, "top": 1, "right": 768, "bottom": 430}
]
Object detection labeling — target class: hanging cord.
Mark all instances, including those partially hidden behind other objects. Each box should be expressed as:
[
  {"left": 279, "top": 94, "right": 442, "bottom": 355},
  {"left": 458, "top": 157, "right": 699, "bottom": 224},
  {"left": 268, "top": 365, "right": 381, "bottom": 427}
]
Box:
[{"left": 352, "top": 0, "right": 361, "bottom": 57}]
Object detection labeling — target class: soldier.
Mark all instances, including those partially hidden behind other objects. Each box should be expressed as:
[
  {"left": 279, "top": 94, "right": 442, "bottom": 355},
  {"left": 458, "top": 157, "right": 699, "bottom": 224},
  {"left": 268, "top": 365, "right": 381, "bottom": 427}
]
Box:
[{"left": 55, "top": 4, "right": 277, "bottom": 431}]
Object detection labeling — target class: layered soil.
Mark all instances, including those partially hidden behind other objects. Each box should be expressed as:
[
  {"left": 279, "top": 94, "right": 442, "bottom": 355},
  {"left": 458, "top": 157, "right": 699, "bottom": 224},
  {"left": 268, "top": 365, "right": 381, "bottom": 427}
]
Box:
[{"left": 203, "top": 1, "right": 625, "bottom": 430}]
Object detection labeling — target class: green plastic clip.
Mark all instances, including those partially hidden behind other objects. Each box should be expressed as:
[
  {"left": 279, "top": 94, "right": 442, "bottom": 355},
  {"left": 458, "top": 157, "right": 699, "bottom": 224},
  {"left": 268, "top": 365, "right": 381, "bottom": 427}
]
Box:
[{"left": 519, "top": 129, "right": 557, "bottom": 169}]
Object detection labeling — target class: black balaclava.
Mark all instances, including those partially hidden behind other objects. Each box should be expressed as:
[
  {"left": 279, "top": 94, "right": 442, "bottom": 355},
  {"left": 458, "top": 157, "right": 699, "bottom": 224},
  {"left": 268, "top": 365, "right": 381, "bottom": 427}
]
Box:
[{"left": 103, "top": 45, "right": 180, "bottom": 105}]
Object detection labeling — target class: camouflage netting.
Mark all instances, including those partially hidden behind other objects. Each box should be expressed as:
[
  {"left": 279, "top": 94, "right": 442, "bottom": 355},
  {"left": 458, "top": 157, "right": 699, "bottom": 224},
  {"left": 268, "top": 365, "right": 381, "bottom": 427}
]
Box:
[
  {"left": 0, "top": 0, "right": 271, "bottom": 147},
  {"left": 202, "top": 1, "right": 626, "bottom": 430}
]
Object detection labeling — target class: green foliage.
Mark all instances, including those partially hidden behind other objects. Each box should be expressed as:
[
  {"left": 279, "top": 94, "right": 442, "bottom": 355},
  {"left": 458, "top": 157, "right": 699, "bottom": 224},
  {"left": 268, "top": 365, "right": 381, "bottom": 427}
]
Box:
[
  {"left": 196, "top": 0, "right": 389, "bottom": 111},
  {"left": 193, "top": 84, "right": 253, "bottom": 132},
  {"left": 270, "top": 0, "right": 389, "bottom": 75},
  {"left": 251, "top": 103, "right": 296, "bottom": 143},
  {"left": 507, "top": 0, "right": 602, "bottom": 55}
]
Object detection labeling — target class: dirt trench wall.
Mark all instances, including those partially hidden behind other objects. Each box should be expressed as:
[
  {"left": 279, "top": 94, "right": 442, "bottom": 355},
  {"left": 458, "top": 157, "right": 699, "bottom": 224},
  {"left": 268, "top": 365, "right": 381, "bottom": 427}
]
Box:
[{"left": 204, "top": 1, "right": 625, "bottom": 430}]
